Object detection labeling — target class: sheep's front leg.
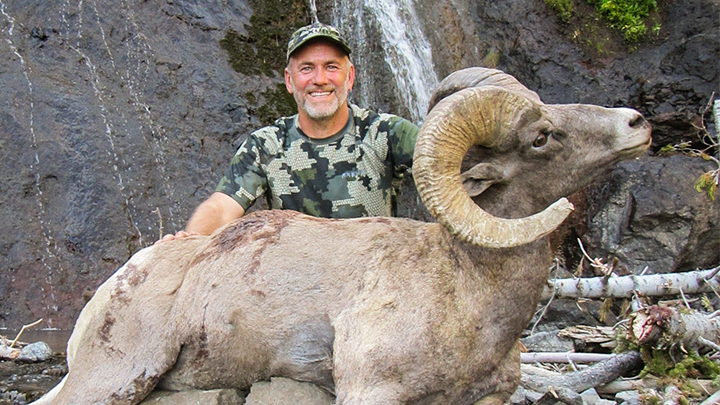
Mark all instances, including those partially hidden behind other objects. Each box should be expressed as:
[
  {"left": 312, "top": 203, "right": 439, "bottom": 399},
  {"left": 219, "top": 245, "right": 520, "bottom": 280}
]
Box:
[
  {"left": 331, "top": 303, "right": 425, "bottom": 405},
  {"left": 50, "top": 239, "right": 204, "bottom": 404}
]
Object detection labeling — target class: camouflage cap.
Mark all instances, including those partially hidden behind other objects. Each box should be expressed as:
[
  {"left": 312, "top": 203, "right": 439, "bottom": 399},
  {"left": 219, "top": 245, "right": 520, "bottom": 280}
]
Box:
[{"left": 287, "top": 23, "right": 352, "bottom": 61}]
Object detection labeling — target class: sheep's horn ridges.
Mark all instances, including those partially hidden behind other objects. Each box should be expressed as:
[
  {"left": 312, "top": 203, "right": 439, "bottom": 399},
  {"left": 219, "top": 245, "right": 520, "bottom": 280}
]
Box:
[
  {"left": 414, "top": 86, "right": 573, "bottom": 248},
  {"left": 428, "top": 67, "right": 541, "bottom": 113}
]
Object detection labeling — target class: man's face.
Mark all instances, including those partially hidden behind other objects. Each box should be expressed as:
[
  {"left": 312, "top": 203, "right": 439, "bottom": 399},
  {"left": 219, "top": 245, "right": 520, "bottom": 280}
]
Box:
[{"left": 285, "top": 40, "right": 355, "bottom": 121}]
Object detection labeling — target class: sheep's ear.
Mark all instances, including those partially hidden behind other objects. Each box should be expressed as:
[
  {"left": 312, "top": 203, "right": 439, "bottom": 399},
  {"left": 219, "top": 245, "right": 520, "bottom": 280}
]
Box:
[{"left": 461, "top": 163, "right": 504, "bottom": 197}]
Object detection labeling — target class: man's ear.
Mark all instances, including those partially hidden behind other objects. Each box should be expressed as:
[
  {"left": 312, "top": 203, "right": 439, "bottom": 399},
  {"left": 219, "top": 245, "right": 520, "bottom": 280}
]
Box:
[
  {"left": 284, "top": 67, "right": 293, "bottom": 94},
  {"left": 460, "top": 163, "right": 504, "bottom": 197},
  {"left": 347, "top": 62, "right": 355, "bottom": 91}
]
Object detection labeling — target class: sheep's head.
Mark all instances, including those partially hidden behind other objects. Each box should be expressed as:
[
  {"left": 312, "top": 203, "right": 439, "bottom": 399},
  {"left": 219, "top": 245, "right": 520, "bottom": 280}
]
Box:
[{"left": 414, "top": 68, "right": 651, "bottom": 248}]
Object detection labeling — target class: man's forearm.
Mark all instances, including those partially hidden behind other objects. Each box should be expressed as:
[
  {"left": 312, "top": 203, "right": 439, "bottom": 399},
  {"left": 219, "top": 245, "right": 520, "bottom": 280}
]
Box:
[{"left": 186, "top": 192, "right": 245, "bottom": 235}]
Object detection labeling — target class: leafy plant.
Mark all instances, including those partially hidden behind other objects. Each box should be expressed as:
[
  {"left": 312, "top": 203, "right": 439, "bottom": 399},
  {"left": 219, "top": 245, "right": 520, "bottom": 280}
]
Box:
[
  {"left": 587, "top": 0, "right": 658, "bottom": 41},
  {"left": 658, "top": 94, "right": 720, "bottom": 201},
  {"left": 545, "top": 0, "right": 574, "bottom": 22}
]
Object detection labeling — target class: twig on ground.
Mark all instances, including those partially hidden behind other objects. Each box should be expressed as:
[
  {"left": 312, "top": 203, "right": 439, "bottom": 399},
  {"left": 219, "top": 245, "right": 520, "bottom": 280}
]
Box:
[
  {"left": 532, "top": 258, "right": 560, "bottom": 335},
  {"left": 10, "top": 318, "right": 43, "bottom": 348},
  {"left": 596, "top": 376, "right": 718, "bottom": 396}
]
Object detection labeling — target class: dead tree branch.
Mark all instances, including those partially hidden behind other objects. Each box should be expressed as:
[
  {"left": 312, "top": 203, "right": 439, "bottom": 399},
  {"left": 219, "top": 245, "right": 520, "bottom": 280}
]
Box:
[
  {"left": 628, "top": 305, "right": 720, "bottom": 351},
  {"left": 520, "top": 351, "right": 643, "bottom": 394},
  {"left": 521, "top": 352, "right": 616, "bottom": 363},
  {"left": 543, "top": 267, "right": 720, "bottom": 300}
]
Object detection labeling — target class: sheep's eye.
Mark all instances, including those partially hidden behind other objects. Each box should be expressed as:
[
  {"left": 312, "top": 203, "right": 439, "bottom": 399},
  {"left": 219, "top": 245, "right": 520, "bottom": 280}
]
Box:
[{"left": 533, "top": 133, "right": 549, "bottom": 147}]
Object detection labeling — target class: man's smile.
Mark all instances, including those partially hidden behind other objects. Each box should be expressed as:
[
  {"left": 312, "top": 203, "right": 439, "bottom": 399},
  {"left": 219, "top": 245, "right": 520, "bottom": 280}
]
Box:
[{"left": 309, "top": 90, "right": 334, "bottom": 99}]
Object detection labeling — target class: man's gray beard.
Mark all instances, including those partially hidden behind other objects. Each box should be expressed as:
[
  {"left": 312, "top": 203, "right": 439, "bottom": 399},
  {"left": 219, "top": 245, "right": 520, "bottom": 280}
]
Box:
[{"left": 291, "top": 76, "right": 350, "bottom": 120}]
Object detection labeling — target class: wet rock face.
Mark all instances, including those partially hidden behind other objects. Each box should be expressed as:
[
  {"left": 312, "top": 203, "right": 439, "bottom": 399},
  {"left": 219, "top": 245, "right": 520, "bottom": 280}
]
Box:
[
  {"left": 0, "top": 0, "right": 718, "bottom": 330},
  {"left": 586, "top": 155, "right": 720, "bottom": 274},
  {"left": 0, "top": 0, "right": 308, "bottom": 329}
]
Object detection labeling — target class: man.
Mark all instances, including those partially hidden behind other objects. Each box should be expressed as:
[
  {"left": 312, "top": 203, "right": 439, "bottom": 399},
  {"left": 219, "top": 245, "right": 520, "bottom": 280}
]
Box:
[{"left": 161, "top": 23, "right": 419, "bottom": 242}]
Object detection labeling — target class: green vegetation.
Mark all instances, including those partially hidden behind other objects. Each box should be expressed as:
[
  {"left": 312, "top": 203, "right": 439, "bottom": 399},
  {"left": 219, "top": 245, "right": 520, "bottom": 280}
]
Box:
[
  {"left": 544, "top": 0, "right": 660, "bottom": 44},
  {"left": 638, "top": 348, "right": 720, "bottom": 403},
  {"left": 545, "top": 0, "right": 574, "bottom": 22},
  {"left": 220, "top": 0, "right": 308, "bottom": 125},
  {"left": 219, "top": 0, "right": 310, "bottom": 77},
  {"left": 587, "top": 0, "right": 658, "bottom": 41},
  {"left": 256, "top": 83, "right": 297, "bottom": 125}
]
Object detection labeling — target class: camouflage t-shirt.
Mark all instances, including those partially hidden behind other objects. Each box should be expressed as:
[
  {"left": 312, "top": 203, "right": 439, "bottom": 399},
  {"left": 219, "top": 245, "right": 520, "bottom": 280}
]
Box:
[{"left": 216, "top": 104, "right": 419, "bottom": 218}]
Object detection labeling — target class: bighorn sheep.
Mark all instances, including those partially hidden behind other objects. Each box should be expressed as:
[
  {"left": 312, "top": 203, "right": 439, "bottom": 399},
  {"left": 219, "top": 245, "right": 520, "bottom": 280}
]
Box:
[{"left": 35, "top": 67, "right": 651, "bottom": 404}]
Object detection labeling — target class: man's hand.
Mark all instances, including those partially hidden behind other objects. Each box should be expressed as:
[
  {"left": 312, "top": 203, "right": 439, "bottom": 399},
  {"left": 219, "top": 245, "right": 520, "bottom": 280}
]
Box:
[
  {"left": 154, "top": 230, "right": 200, "bottom": 245},
  {"left": 155, "top": 193, "right": 245, "bottom": 245}
]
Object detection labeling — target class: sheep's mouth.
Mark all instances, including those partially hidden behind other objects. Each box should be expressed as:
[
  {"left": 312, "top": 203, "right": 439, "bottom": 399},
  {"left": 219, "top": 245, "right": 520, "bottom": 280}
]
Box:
[{"left": 617, "top": 132, "right": 652, "bottom": 159}]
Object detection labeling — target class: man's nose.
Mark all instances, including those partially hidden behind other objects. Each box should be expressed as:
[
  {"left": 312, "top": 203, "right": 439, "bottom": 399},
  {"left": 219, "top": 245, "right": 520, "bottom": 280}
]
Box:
[{"left": 312, "top": 68, "right": 328, "bottom": 84}]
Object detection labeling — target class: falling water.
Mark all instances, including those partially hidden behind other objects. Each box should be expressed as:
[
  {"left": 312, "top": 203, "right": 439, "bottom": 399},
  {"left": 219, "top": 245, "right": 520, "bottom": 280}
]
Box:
[
  {"left": 332, "top": 0, "right": 438, "bottom": 123},
  {"left": 308, "top": 0, "right": 319, "bottom": 23}
]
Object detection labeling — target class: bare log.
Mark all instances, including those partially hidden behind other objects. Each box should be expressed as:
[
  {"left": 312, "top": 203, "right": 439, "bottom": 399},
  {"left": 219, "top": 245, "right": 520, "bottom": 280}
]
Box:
[
  {"left": 521, "top": 352, "right": 616, "bottom": 363},
  {"left": 543, "top": 267, "right": 720, "bottom": 300},
  {"left": 596, "top": 376, "right": 718, "bottom": 396},
  {"left": 628, "top": 305, "right": 720, "bottom": 350},
  {"left": 520, "top": 351, "right": 643, "bottom": 394}
]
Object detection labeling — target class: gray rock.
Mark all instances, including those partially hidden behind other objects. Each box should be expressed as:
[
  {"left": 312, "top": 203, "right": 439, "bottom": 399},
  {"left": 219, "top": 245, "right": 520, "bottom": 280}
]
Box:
[
  {"left": 510, "top": 386, "right": 543, "bottom": 405},
  {"left": 521, "top": 330, "right": 574, "bottom": 353},
  {"left": 586, "top": 155, "right": 719, "bottom": 274},
  {"left": 580, "top": 388, "right": 615, "bottom": 405},
  {"left": 615, "top": 389, "right": 641, "bottom": 405},
  {"left": 140, "top": 389, "right": 244, "bottom": 405},
  {"left": 244, "top": 377, "right": 334, "bottom": 405},
  {"left": 17, "top": 341, "right": 53, "bottom": 362}
]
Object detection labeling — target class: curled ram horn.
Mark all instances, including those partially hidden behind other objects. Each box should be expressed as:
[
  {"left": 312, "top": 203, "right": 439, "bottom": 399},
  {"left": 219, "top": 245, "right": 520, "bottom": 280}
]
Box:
[
  {"left": 414, "top": 85, "right": 574, "bottom": 248},
  {"left": 427, "top": 67, "right": 542, "bottom": 112}
]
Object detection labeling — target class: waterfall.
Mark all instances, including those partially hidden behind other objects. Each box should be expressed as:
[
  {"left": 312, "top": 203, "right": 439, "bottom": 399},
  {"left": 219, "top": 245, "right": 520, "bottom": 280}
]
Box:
[{"left": 332, "top": 0, "right": 438, "bottom": 123}]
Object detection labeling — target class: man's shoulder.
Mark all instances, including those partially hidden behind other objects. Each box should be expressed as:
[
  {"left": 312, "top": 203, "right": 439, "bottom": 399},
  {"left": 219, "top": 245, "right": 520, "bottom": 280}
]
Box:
[
  {"left": 350, "top": 104, "right": 405, "bottom": 130},
  {"left": 349, "top": 104, "right": 417, "bottom": 137},
  {"left": 246, "top": 115, "right": 297, "bottom": 154}
]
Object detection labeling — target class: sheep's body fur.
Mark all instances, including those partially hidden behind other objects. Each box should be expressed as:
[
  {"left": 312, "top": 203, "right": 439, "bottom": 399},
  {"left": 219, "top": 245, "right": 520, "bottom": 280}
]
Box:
[
  {"left": 35, "top": 68, "right": 651, "bottom": 405},
  {"left": 49, "top": 213, "right": 545, "bottom": 404}
]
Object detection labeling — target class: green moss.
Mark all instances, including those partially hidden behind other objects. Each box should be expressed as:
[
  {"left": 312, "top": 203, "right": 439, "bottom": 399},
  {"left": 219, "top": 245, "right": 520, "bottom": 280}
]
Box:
[
  {"left": 642, "top": 348, "right": 720, "bottom": 380},
  {"left": 587, "top": 0, "right": 657, "bottom": 42},
  {"left": 219, "top": 0, "right": 310, "bottom": 77},
  {"left": 545, "top": 0, "right": 574, "bottom": 22},
  {"left": 255, "top": 83, "right": 297, "bottom": 125}
]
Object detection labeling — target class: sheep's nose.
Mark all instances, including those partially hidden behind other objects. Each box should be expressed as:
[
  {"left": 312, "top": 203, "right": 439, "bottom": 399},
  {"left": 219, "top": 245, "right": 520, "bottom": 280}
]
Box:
[{"left": 629, "top": 113, "right": 647, "bottom": 129}]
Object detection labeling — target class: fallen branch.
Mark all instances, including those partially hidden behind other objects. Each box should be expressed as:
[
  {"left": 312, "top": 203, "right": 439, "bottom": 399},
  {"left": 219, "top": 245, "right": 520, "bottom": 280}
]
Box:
[
  {"left": 521, "top": 352, "right": 616, "bottom": 363},
  {"left": 9, "top": 318, "right": 43, "bottom": 348},
  {"left": 0, "top": 319, "right": 44, "bottom": 360},
  {"left": 520, "top": 350, "right": 643, "bottom": 394},
  {"left": 543, "top": 267, "right": 720, "bottom": 300},
  {"left": 628, "top": 305, "right": 720, "bottom": 351},
  {"left": 596, "top": 376, "right": 718, "bottom": 396}
]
